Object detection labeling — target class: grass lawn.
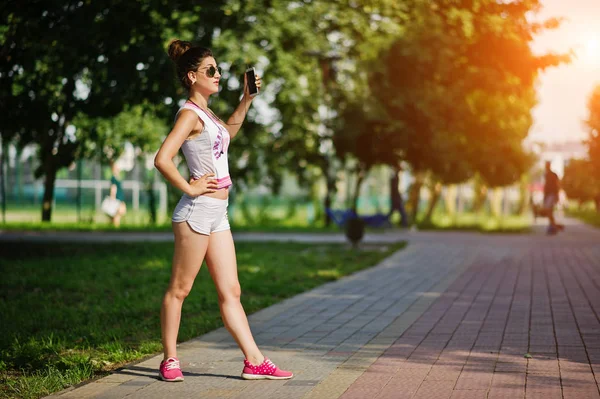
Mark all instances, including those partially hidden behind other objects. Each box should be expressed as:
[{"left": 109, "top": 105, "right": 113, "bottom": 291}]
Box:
[
  {"left": 565, "top": 206, "right": 600, "bottom": 228},
  {"left": 416, "top": 212, "right": 532, "bottom": 234},
  {"left": 0, "top": 212, "right": 532, "bottom": 234},
  {"left": 1, "top": 202, "right": 532, "bottom": 234},
  {"left": 0, "top": 221, "right": 341, "bottom": 234},
  {"left": 0, "top": 240, "right": 406, "bottom": 399}
]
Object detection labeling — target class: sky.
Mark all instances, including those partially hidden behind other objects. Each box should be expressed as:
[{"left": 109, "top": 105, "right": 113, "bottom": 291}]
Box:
[{"left": 529, "top": 0, "right": 600, "bottom": 144}]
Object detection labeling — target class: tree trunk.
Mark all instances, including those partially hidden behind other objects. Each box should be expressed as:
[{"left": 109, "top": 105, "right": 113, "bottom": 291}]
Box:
[
  {"left": 308, "top": 179, "right": 322, "bottom": 225},
  {"left": 457, "top": 185, "right": 464, "bottom": 214},
  {"left": 76, "top": 158, "right": 82, "bottom": 223},
  {"left": 490, "top": 187, "right": 503, "bottom": 218},
  {"left": 352, "top": 165, "right": 367, "bottom": 213},
  {"left": 444, "top": 184, "right": 457, "bottom": 216},
  {"left": 502, "top": 188, "right": 510, "bottom": 216},
  {"left": 324, "top": 182, "right": 333, "bottom": 226},
  {"left": 423, "top": 182, "right": 442, "bottom": 223},
  {"left": 41, "top": 163, "right": 58, "bottom": 222},
  {"left": 16, "top": 146, "right": 23, "bottom": 203},
  {"left": 473, "top": 180, "right": 488, "bottom": 214},
  {"left": 407, "top": 171, "right": 425, "bottom": 223},
  {"left": 146, "top": 167, "right": 157, "bottom": 225},
  {"left": 397, "top": 191, "right": 409, "bottom": 227},
  {"left": 0, "top": 139, "right": 6, "bottom": 223},
  {"left": 321, "top": 162, "right": 336, "bottom": 227},
  {"left": 38, "top": 108, "right": 76, "bottom": 223},
  {"left": 345, "top": 167, "right": 353, "bottom": 209},
  {"left": 517, "top": 175, "right": 530, "bottom": 215}
]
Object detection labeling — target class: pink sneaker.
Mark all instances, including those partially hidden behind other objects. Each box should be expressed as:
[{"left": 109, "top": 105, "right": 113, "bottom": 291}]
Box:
[
  {"left": 241, "top": 357, "right": 294, "bottom": 380},
  {"left": 159, "top": 357, "right": 184, "bottom": 382}
]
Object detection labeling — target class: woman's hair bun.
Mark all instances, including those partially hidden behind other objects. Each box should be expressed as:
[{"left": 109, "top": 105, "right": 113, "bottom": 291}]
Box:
[{"left": 167, "top": 39, "right": 193, "bottom": 62}]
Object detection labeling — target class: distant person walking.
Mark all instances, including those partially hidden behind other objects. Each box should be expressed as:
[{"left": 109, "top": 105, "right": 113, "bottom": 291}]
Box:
[
  {"left": 390, "top": 168, "right": 409, "bottom": 227},
  {"left": 153, "top": 40, "right": 293, "bottom": 382},
  {"left": 109, "top": 162, "right": 127, "bottom": 227},
  {"left": 543, "top": 161, "right": 564, "bottom": 235}
]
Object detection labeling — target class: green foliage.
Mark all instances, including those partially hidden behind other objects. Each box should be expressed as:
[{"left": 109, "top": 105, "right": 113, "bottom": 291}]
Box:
[
  {"left": 1, "top": 1, "right": 213, "bottom": 220},
  {"left": 74, "top": 104, "right": 167, "bottom": 164},
  {"left": 216, "top": 1, "right": 405, "bottom": 190},
  {"left": 369, "top": 0, "right": 565, "bottom": 187},
  {"left": 333, "top": 103, "right": 401, "bottom": 169},
  {"left": 562, "top": 158, "right": 599, "bottom": 204},
  {"left": 566, "top": 204, "right": 600, "bottom": 226}
]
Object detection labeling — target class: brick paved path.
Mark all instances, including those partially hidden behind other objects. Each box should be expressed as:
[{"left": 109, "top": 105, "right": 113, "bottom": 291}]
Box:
[{"left": 46, "top": 219, "right": 600, "bottom": 398}]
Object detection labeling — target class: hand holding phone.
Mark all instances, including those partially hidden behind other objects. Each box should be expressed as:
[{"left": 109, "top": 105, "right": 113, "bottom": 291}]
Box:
[{"left": 245, "top": 67, "right": 259, "bottom": 97}]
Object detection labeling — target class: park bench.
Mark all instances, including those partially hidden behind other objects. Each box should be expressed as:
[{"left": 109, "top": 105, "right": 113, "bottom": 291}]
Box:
[{"left": 325, "top": 208, "right": 392, "bottom": 228}]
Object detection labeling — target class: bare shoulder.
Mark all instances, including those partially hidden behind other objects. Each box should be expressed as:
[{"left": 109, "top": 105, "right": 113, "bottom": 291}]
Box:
[
  {"left": 173, "top": 109, "right": 202, "bottom": 138},
  {"left": 174, "top": 109, "right": 204, "bottom": 140},
  {"left": 176, "top": 108, "right": 203, "bottom": 127}
]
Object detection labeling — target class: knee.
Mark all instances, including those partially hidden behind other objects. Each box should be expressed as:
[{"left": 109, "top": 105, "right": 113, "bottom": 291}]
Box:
[
  {"left": 167, "top": 283, "right": 192, "bottom": 301},
  {"left": 219, "top": 283, "right": 242, "bottom": 303}
]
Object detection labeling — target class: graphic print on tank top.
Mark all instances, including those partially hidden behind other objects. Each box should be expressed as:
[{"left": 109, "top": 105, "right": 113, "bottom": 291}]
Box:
[
  {"left": 211, "top": 124, "right": 230, "bottom": 160},
  {"left": 193, "top": 105, "right": 230, "bottom": 160}
]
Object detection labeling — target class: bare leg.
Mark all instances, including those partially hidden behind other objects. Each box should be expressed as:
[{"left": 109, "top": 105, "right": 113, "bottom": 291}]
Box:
[
  {"left": 205, "top": 230, "right": 264, "bottom": 365},
  {"left": 161, "top": 222, "right": 209, "bottom": 360},
  {"left": 550, "top": 202, "right": 564, "bottom": 230},
  {"left": 112, "top": 203, "right": 126, "bottom": 227},
  {"left": 548, "top": 210, "right": 556, "bottom": 227}
]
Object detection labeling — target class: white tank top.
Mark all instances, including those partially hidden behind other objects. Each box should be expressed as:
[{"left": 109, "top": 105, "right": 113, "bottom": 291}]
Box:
[{"left": 175, "top": 101, "right": 232, "bottom": 189}]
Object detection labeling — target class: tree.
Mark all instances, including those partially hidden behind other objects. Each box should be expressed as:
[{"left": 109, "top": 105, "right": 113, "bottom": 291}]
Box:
[
  {"left": 215, "top": 0, "right": 405, "bottom": 224},
  {"left": 74, "top": 104, "right": 166, "bottom": 165},
  {"left": 562, "top": 158, "right": 598, "bottom": 208},
  {"left": 333, "top": 102, "right": 401, "bottom": 212},
  {"left": 368, "top": 0, "right": 567, "bottom": 214},
  {"left": 587, "top": 85, "right": 600, "bottom": 184},
  {"left": 1, "top": 1, "right": 218, "bottom": 221}
]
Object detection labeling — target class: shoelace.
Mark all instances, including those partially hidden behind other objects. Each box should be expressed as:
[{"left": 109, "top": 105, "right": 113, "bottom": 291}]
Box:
[
  {"left": 258, "top": 359, "right": 276, "bottom": 373},
  {"left": 165, "top": 359, "right": 180, "bottom": 371}
]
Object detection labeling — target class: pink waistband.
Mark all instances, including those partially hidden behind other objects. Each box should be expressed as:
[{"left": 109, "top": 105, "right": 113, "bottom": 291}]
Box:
[
  {"left": 216, "top": 176, "right": 232, "bottom": 189},
  {"left": 191, "top": 174, "right": 232, "bottom": 190}
]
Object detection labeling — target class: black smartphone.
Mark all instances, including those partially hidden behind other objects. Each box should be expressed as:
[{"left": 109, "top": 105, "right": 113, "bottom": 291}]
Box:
[{"left": 245, "top": 67, "right": 259, "bottom": 97}]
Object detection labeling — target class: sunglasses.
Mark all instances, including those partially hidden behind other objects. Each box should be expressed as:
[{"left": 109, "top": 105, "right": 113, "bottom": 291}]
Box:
[{"left": 198, "top": 65, "right": 222, "bottom": 78}]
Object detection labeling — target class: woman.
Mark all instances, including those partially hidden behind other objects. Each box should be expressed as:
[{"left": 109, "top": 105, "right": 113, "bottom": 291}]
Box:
[
  {"left": 109, "top": 161, "right": 127, "bottom": 227},
  {"left": 154, "top": 40, "right": 293, "bottom": 382}
]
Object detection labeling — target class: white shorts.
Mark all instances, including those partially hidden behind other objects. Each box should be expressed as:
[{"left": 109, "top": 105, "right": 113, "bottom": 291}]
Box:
[
  {"left": 172, "top": 195, "right": 230, "bottom": 235},
  {"left": 543, "top": 195, "right": 557, "bottom": 210}
]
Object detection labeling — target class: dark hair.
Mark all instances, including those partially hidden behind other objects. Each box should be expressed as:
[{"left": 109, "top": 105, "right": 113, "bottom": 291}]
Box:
[{"left": 167, "top": 39, "right": 213, "bottom": 89}]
